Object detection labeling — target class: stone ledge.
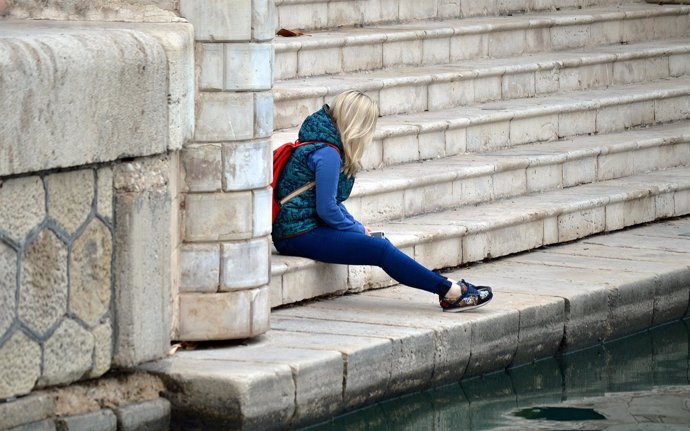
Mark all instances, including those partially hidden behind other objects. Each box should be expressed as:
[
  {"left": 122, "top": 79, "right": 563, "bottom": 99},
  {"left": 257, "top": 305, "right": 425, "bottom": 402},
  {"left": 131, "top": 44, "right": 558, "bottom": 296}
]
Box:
[
  {"left": 0, "top": 20, "right": 193, "bottom": 178},
  {"left": 144, "top": 217, "right": 690, "bottom": 429}
]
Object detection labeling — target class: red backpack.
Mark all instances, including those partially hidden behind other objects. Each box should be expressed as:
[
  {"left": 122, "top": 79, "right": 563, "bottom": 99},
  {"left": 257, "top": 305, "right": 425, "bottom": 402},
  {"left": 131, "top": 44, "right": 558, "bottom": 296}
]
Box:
[{"left": 271, "top": 140, "right": 341, "bottom": 224}]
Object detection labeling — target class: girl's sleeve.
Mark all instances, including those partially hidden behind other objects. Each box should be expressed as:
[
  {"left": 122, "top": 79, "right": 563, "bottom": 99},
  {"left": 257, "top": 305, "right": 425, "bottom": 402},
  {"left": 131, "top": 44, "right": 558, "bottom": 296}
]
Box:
[{"left": 308, "top": 146, "right": 366, "bottom": 234}]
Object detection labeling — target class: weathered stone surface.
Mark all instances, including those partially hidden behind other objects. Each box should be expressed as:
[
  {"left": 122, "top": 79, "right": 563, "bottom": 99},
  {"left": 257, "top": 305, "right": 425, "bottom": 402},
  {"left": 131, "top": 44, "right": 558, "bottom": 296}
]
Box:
[
  {"left": 220, "top": 239, "right": 269, "bottom": 290},
  {"left": 46, "top": 170, "right": 94, "bottom": 236},
  {"left": 0, "top": 176, "right": 45, "bottom": 244},
  {"left": 0, "top": 240, "right": 16, "bottom": 338},
  {"left": 252, "top": 0, "right": 274, "bottom": 41},
  {"left": 180, "top": 0, "right": 252, "bottom": 42},
  {"left": 174, "top": 345, "right": 344, "bottom": 425},
  {"left": 114, "top": 398, "right": 170, "bottom": 431},
  {"left": 0, "top": 330, "right": 41, "bottom": 399},
  {"left": 7, "top": 419, "right": 56, "bottom": 431},
  {"left": 0, "top": 24, "right": 165, "bottom": 176},
  {"left": 278, "top": 292, "right": 472, "bottom": 385},
  {"left": 97, "top": 167, "right": 113, "bottom": 221},
  {"left": 271, "top": 315, "right": 437, "bottom": 399},
  {"left": 56, "top": 409, "right": 116, "bottom": 431},
  {"left": 141, "top": 358, "right": 295, "bottom": 430},
  {"left": 184, "top": 192, "right": 253, "bottom": 241},
  {"left": 19, "top": 229, "right": 68, "bottom": 336},
  {"left": 179, "top": 244, "right": 220, "bottom": 293},
  {"left": 196, "top": 42, "right": 224, "bottom": 91},
  {"left": 195, "top": 91, "right": 254, "bottom": 142},
  {"left": 277, "top": 259, "right": 348, "bottom": 305},
  {"left": 113, "top": 156, "right": 172, "bottom": 367},
  {"left": 0, "top": 393, "right": 55, "bottom": 430},
  {"left": 222, "top": 140, "right": 271, "bottom": 191},
  {"left": 2, "top": 0, "right": 180, "bottom": 21},
  {"left": 177, "top": 288, "right": 269, "bottom": 341},
  {"left": 253, "top": 188, "right": 272, "bottom": 237},
  {"left": 89, "top": 321, "right": 113, "bottom": 379},
  {"left": 265, "top": 329, "right": 394, "bottom": 408},
  {"left": 465, "top": 309, "right": 520, "bottom": 377},
  {"left": 456, "top": 261, "right": 612, "bottom": 350},
  {"left": 113, "top": 157, "right": 170, "bottom": 194},
  {"left": 181, "top": 144, "right": 222, "bottom": 192},
  {"left": 70, "top": 219, "right": 112, "bottom": 326},
  {"left": 39, "top": 319, "right": 94, "bottom": 387},
  {"left": 224, "top": 43, "right": 273, "bottom": 91},
  {"left": 254, "top": 91, "right": 274, "bottom": 139}
]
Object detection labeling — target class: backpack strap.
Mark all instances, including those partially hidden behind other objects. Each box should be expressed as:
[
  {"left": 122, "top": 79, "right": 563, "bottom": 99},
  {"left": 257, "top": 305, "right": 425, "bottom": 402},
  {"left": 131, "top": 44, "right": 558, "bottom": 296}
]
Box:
[
  {"left": 294, "top": 140, "right": 341, "bottom": 156},
  {"left": 280, "top": 140, "right": 342, "bottom": 206}
]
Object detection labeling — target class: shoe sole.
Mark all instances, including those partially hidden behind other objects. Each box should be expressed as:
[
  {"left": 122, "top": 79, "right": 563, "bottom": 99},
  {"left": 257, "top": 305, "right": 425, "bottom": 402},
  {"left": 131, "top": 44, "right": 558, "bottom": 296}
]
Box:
[{"left": 442, "top": 295, "right": 493, "bottom": 313}]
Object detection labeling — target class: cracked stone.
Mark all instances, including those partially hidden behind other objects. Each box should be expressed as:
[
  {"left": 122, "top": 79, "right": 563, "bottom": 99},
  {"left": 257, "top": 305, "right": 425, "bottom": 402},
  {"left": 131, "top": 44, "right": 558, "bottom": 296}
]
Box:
[
  {"left": 70, "top": 219, "right": 112, "bottom": 326},
  {"left": 19, "top": 229, "right": 68, "bottom": 336},
  {"left": 0, "top": 240, "right": 16, "bottom": 339},
  {"left": 46, "top": 169, "right": 95, "bottom": 236},
  {"left": 0, "top": 330, "right": 41, "bottom": 399},
  {"left": 0, "top": 176, "right": 45, "bottom": 244},
  {"left": 39, "top": 319, "right": 94, "bottom": 387}
]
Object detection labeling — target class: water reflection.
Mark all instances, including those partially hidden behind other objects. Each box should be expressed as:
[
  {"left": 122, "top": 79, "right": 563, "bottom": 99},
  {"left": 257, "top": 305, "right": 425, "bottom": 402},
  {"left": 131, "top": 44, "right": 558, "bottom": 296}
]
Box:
[{"left": 305, "top": 319, "right": 690, "bottom": 431}]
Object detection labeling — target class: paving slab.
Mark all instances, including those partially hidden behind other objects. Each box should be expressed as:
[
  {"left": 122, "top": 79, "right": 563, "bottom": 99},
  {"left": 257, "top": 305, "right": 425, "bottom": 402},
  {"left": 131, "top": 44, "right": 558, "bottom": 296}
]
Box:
[
  {"left": 172, "top": 345, "right": 344, "bottom": 426},
  {"left": 365, "top": 284, "right": 565, "bottom": 366},
  {"left": 274, "top": 302, "right": 472, "bottom": 385},
  {"left": 260, "top": 330, "right": 396, "bottom": 409},
  {"left": 140, "top": 358, "right": 295, "bottom": 431},
  {"left": 270, "top": 317, "right": 437, "bottom": 400}
]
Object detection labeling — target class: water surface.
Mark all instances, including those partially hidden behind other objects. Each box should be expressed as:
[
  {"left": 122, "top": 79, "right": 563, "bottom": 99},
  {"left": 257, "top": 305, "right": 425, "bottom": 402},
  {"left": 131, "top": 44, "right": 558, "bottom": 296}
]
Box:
[{"left": 305, "top": 319, "right": 690, "bottom": 430}]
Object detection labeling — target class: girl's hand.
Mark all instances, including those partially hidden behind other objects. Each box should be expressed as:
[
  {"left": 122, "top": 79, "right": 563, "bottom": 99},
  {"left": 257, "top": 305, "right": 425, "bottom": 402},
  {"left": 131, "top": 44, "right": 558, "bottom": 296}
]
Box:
[{"left": 364, "top": 226, "right": 372, "bottom": 236}]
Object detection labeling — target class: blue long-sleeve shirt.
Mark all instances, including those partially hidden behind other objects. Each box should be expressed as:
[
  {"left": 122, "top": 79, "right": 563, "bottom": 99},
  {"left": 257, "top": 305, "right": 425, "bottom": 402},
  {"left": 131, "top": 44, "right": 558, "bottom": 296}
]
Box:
[{"left": 307, "top": 146, "right": 365, "bottom": 234}]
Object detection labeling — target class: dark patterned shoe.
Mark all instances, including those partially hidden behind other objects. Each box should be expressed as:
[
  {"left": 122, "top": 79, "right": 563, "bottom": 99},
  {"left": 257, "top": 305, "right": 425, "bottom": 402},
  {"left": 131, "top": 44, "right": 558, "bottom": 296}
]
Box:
[{"left": 439, "top": 279, "right": 493, "bottom": 312}]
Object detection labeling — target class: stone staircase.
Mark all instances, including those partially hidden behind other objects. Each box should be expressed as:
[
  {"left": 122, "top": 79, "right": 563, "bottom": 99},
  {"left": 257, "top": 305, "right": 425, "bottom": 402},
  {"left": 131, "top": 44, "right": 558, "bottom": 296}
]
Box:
[{"left": 270, "top": 0, "right": 690, "bottom": 307}]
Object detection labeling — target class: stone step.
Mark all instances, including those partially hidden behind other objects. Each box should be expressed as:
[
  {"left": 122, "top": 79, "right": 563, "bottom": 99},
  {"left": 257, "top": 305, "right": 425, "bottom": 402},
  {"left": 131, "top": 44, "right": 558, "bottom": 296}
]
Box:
[
  {"left": 146, "top": 217, "right": 690, "bottom": 429},
  {"left": 274, "top": 76, "right": 690, "bottom": 169},
  {"left": 270, "top": 165, "right": 690, "bottom": 307},
  {"left": 274, "top": 39, "right": 690, "bottom": 128},
  {"left": 275, "top": 0, "right": 645, "bottom": 32},
  {"left": 347, "top": 121, "right": 690, "bottom": 225},
  {"left": 275, "top": 3, "right": 690, "bottom": 80}
]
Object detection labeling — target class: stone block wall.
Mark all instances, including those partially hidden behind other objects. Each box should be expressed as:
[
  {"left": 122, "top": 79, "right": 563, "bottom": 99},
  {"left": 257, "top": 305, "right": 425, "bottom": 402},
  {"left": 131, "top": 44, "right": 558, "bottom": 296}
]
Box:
[
  {"left": 174, "top": 0, "right": 274, "bottom": 341},
  {"left": 0, "top": 16, "right": 193, "bottom": 400}
]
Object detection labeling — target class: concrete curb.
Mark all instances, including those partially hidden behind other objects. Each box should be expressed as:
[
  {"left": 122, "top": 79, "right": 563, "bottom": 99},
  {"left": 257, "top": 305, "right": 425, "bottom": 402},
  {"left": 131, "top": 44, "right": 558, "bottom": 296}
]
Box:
[{"left": 142, "top": 217, "right": 690, "bottom": 430}]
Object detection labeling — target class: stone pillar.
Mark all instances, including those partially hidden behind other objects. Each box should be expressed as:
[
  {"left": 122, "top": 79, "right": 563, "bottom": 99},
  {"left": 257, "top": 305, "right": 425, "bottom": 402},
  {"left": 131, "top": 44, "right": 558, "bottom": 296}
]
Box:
[{"left": 176, "top": 0, "right": 274, "bottom": 340}]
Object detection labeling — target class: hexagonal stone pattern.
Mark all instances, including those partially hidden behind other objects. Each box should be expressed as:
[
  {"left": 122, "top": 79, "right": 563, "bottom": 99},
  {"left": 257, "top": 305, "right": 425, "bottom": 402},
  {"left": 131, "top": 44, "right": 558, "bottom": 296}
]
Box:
[
  {"left": 0, "top": 330, "right": 41, "bottom": 399},
  {"left": 19, "top": 229, "right": 68, "bottom": 336},
  {"left": 46, "top": 169, "right": 95, "bottom": 236},
  {"left": 70, "top": 219, "right": 112, "bottom": 326},
  {"left": 0, "top": 241, "right": 16, "bottom": 339},
  {"left": 0, "top": 176, "right": 45, "bottom": 244},
  {"left": 39, "top": 319, "right": 94, "bottom": 387}
]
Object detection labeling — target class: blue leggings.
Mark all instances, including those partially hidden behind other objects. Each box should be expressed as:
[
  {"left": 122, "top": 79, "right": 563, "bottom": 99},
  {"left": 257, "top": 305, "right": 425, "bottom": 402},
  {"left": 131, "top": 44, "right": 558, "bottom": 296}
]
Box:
[{"left": 273, "top": 227, "right": 453, "bottom": 296}]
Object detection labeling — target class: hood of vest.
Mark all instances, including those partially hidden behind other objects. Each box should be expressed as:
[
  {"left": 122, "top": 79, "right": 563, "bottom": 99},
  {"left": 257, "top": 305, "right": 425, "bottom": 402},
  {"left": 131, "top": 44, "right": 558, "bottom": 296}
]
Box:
[{"left": 298, "top": 105, "right": 343, "bottom": 150}]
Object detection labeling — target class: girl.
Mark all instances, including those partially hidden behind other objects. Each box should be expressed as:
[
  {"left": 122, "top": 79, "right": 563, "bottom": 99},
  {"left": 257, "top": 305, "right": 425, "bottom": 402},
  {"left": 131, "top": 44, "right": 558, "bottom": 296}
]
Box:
[{"left": 272, "top": 90, "right": 492, "bottom": 311}]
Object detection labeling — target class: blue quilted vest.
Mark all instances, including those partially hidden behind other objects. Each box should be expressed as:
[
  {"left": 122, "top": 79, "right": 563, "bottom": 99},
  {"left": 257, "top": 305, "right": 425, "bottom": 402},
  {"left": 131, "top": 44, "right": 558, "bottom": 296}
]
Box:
[{"left": 272, "top": 106, "right": 355, "bottom": 239}]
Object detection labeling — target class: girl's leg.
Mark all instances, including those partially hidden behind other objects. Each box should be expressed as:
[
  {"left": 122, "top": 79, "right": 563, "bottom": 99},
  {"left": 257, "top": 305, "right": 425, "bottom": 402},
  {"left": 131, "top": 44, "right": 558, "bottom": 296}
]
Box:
[{"left": 274, "top": 227, "right": 452, "bottom": 296}]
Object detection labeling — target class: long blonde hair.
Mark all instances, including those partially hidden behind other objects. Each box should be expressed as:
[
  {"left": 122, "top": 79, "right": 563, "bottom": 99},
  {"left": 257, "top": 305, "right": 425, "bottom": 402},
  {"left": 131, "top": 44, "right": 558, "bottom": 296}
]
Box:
[{"left": 329, "top": 90, "right": 379, "bottom": 177}]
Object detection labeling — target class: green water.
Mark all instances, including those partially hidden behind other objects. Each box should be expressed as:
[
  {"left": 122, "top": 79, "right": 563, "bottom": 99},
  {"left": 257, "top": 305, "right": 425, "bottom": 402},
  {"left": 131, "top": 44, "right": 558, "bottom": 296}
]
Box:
[{"left": 305, "top": 319, "right": 690, "bottom": 431}]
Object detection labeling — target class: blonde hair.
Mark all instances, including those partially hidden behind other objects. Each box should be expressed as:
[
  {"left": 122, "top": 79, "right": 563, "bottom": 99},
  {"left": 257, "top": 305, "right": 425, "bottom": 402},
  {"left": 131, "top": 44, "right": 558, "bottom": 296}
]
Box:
[{"left": 329, "top": 90, "right": 379, "bottom": 177}]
